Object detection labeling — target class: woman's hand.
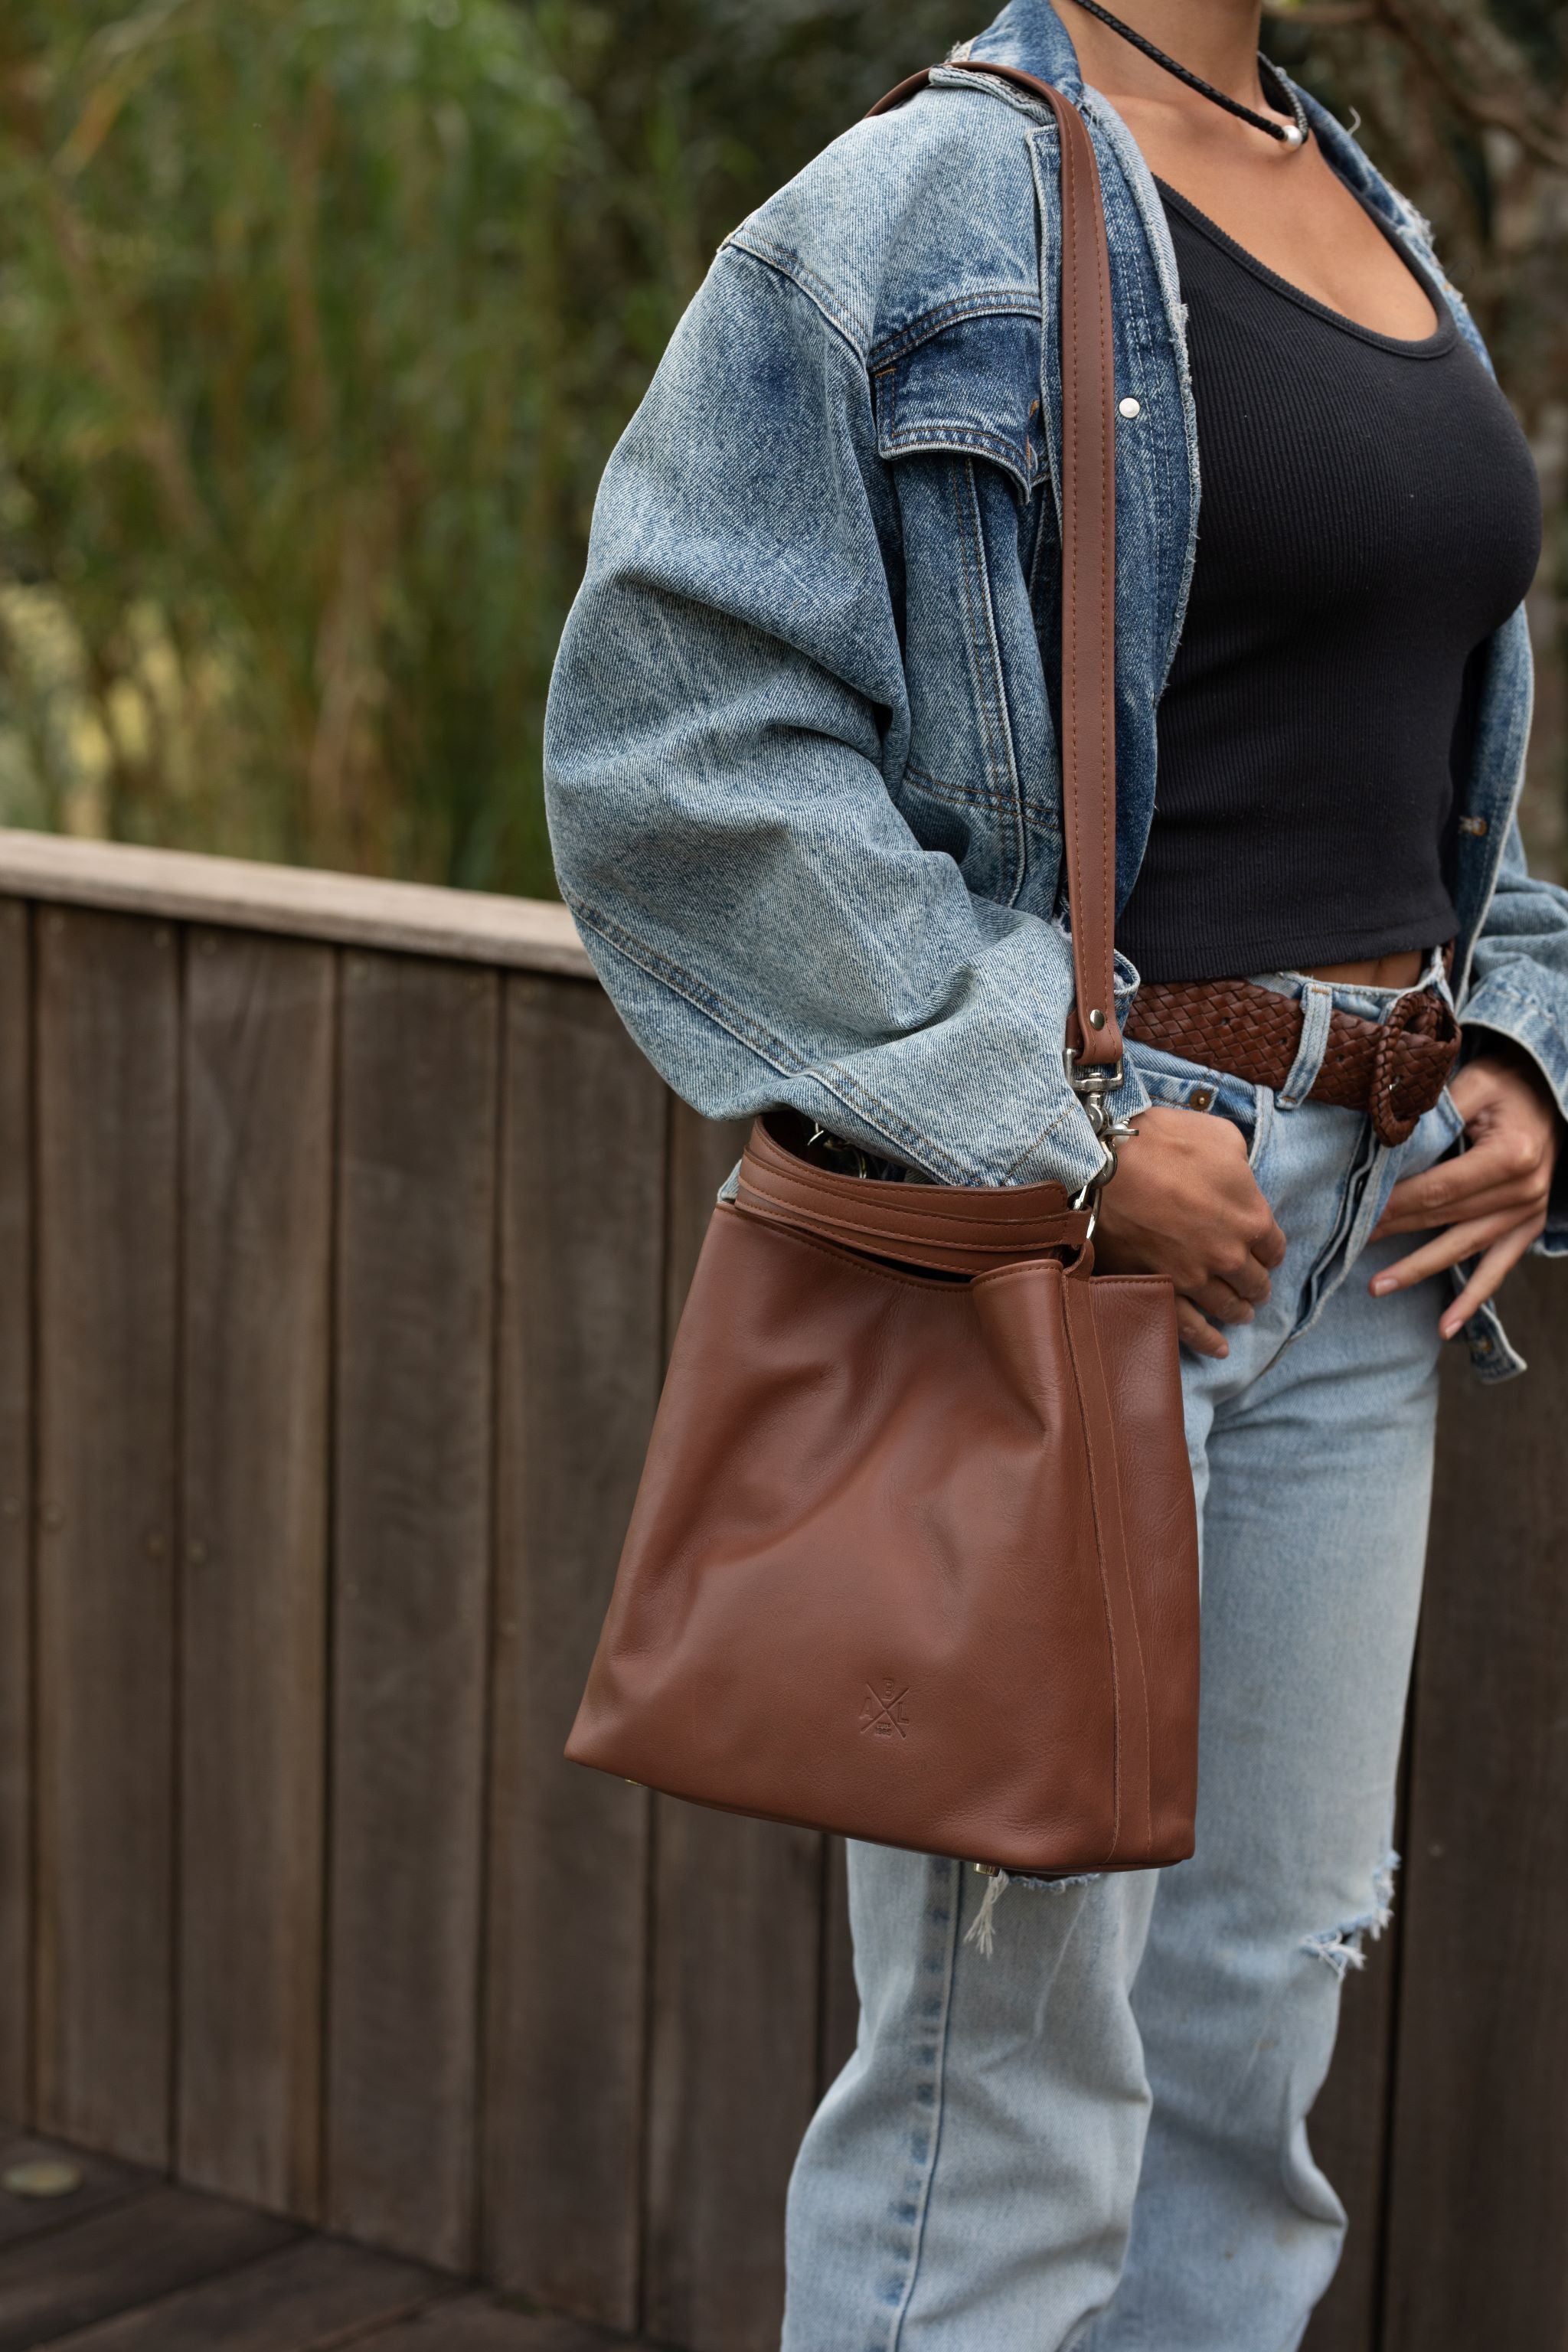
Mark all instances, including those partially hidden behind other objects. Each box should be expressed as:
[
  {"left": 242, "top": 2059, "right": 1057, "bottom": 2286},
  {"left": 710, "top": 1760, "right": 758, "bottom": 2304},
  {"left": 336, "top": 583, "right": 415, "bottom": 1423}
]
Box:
[
  {"left": 1093, "top": 1106, "right": 1288, "bottom": 1360},
  {"left": 1367, "top": 1047, "right": 1563, "bottom": 1338}
]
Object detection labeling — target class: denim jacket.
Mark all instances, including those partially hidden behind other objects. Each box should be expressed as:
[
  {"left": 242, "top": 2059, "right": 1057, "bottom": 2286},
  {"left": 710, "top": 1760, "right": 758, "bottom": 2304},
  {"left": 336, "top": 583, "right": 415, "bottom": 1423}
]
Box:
[{"left": 544, "top": 0, "right": 1568, "bottom": 1380}]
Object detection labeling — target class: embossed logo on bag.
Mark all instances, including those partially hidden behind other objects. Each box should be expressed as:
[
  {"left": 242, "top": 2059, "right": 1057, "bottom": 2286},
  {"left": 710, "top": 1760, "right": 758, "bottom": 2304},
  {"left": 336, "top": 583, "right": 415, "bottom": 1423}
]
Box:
[{"left": 860, "top": 1680, "right": 910, "bottom": 1739}]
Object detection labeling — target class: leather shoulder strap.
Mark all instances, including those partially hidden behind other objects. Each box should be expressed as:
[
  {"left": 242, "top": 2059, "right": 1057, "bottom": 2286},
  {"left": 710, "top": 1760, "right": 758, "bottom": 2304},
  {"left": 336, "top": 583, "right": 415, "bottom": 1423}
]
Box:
[{"left": 867, "top": 62, "right": 1122, "bottom": 1070}]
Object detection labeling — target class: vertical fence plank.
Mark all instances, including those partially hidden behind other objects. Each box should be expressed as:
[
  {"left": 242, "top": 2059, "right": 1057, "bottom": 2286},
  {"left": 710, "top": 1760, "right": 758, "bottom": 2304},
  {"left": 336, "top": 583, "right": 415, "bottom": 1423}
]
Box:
[
  {"left": 482, "top": 976, "right": 667, "bottom": 2327},
  {"left": 34, "top": 906, "right": 178, "bottom": 2161},
  {"left": 0, "top": 901, "right": 31, "bottom": 2120},
  {"left": 818, "top": 1840, "right": 859, "bottom": 2098},
  {"left": 325, "top": 952, "right": 500, "bottom": 2271},
  {"left": 1381, "top": 1259, "right": 1568, "bottom": 2352},
  {"left": 1300, "top": 1930, "right": 1398, "bottom": 2352},
  {"left": 642, "top": 1103, "right": 825, "bottom": 2352},
  {"left": 178, "top": 930, "right": 334, "bottom": 2215},
  {"left": 660, "top": 1103, "right": 750, "bottom": 1344},
  {"left": 645, "top": 1804, "right": 825, "bottom": 2352}
]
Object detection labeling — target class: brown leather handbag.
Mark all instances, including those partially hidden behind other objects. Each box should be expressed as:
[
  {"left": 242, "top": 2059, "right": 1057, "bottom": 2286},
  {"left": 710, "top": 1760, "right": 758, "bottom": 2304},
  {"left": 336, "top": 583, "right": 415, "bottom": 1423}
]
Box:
[{"left": 566, "top": 62, "right": 1201, "bottom": 1880}]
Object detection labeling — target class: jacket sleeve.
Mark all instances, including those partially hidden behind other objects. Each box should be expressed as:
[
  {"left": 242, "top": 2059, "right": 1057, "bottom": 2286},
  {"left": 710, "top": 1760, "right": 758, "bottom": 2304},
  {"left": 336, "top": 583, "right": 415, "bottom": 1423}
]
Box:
[
  {"left": 542, "top": 243, "right": 1141, "bottom": 1194},
  {"left": 1461, "top": 817, "right": 1568, "bottom": 1253}
]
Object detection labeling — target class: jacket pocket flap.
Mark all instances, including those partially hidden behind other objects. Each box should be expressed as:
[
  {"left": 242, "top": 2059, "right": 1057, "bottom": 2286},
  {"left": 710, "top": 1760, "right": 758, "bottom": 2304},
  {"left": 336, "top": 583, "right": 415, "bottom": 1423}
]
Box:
[{"left": 872, "top": 309, "right": 1042, "bottom": 498}]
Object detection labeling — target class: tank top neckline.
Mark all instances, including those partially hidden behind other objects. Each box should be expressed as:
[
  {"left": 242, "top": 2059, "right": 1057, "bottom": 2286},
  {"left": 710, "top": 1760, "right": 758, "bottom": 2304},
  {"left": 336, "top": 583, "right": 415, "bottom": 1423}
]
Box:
[{"left": 1154, "top": 176, "right": 1457, "bottom": 361}]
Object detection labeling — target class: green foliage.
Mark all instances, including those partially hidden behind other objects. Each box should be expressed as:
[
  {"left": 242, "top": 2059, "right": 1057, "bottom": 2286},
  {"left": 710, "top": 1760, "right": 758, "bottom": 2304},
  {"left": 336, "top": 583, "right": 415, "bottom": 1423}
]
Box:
[
  {"left": 0, "top": 0, "right": 591, "bottom": 887},
  {"left": 0, "top": 0, "right": 977, "bottom": 890},
  {"left": 0, "top": 1, "right": 1563, "bottom": 891}
]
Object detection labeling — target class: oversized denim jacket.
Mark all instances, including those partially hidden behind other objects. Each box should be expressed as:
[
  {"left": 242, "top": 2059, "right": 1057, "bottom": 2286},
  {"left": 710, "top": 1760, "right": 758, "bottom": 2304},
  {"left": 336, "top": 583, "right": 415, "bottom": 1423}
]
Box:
[{"left": 544, "top": 0, "right": 1568, "bottom": 1380}]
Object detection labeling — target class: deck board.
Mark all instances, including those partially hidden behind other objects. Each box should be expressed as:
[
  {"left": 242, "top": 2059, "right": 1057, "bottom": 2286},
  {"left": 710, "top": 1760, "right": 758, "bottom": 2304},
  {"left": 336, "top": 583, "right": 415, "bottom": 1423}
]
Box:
[
  {"left": 0, "top": 2138, "right": 650, "bottom": 2349},
  {"left": 351, "top": 2295, "right": 639, "bottom": 2348},
  {"left": 0, "top": 2135, "right": 148, "bottom": 2251},
  {"left": 40, "top": 2233, "right": 447, "bottom": 2349},
  {"left": 0, "top": 2179, "right": 292, "bottom": 2348}
]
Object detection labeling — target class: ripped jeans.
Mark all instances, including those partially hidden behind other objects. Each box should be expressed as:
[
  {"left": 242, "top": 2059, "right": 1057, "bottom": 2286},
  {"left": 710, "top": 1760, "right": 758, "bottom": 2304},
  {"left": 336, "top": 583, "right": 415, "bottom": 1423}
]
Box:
[{"left": 781, "top": 962, "right": 1464, "bottom": 2352}]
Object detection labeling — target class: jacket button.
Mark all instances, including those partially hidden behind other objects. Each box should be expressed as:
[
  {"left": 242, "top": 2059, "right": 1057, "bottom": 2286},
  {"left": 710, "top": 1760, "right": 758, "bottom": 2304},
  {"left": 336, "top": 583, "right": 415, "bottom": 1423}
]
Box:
[
  {"left": 1119, "top": 396, "right": 1142, "bottom": 419},
  {"left": 1458, "top": 814, "right": 1489, "bottom": 836}
]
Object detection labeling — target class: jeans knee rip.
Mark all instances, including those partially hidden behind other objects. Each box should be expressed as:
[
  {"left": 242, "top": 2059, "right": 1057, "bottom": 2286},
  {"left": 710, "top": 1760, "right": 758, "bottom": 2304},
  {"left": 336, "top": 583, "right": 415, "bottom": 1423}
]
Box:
[{"left": 1302, "top": 1851, "right": 1399, "bottom": 1978}]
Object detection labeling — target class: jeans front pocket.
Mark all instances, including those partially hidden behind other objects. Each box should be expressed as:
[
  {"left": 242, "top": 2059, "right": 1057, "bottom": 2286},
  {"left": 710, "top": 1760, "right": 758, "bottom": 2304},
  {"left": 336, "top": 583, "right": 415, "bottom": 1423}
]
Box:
[
  {"left": 1325, "top": 1077, "right": 1462, "bottom": 1266},
  {"left": 1390, "top": 1082, "right": 1467, "bottom": 1195},
  {"left": 1434, "top": 1083, "right": 1466, "bottom": 1152},
  {"left": 1124, "top": 1038, "right": 1265, "bottom": 1168}
]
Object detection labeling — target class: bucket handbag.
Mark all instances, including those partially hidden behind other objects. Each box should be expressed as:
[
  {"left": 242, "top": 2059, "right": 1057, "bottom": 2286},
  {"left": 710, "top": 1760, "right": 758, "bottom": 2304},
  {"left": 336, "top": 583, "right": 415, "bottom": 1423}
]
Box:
[{"left": 565, "top": 61, "right": 1202, "bottom": 1880}]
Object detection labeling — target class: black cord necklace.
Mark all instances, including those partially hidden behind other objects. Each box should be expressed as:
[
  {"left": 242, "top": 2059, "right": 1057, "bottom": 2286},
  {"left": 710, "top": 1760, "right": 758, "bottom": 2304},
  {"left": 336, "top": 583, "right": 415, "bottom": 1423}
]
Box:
[{"left": 1070, "top": 0, "right": 1312, "bottom": 152}]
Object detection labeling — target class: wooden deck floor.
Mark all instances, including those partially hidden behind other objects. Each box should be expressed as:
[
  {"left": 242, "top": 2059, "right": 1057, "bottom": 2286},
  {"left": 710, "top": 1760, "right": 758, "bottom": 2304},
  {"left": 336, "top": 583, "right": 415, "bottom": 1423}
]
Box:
[{"left": 0, "top": 2134, "right": 646, "bottom": 2351}]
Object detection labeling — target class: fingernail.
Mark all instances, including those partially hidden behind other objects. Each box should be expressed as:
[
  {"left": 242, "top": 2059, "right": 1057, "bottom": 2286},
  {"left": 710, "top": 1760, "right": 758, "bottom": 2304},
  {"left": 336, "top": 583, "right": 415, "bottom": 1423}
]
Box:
[{"left": 1370, "top": 1276, "right": 1396, "bottom": 1295}]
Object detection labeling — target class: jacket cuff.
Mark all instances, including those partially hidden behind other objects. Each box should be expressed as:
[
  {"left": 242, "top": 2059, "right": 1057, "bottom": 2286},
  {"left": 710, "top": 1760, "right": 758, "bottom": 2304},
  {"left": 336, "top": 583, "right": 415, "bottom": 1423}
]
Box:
[
  {"left": 1461, "top": 983, "right": 1568, "bottom": 1257},
  {"left": 1449, "top": 1287, "right": 1529, "bottom": 1382}
]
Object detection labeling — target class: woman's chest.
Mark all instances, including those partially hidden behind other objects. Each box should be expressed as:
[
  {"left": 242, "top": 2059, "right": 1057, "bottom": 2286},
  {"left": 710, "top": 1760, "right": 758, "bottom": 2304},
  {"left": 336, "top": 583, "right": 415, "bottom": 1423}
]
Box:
[{"left": 1168, "top": 205, "right": 1541, "bottom": 637}]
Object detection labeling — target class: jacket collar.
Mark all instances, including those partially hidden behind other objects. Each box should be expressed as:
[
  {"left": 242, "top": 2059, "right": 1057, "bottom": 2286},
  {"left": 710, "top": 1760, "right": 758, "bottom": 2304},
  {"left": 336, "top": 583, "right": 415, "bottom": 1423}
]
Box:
[
  {"left": 1289, "top": 82, "right": 1431, "bottom": 250},
  {"left": 967, "top": 0, "right": 1086, "bottom": 98},
  {"left": 968, "top": 0, "right": 1411, "bottom": 250}
]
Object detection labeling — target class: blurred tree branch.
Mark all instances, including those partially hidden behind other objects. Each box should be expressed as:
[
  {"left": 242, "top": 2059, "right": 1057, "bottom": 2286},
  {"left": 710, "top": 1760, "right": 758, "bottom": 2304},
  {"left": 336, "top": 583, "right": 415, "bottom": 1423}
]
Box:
[{"left": 1268, "top": 0, "right": 1568, "bottom": 167}]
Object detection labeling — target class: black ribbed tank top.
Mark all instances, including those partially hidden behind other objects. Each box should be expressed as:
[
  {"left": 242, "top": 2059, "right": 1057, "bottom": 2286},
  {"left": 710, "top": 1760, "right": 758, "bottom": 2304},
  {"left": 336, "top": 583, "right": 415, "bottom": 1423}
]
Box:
[{"left": 1117, "top": 178, "right": 1543, "bottom": 985}]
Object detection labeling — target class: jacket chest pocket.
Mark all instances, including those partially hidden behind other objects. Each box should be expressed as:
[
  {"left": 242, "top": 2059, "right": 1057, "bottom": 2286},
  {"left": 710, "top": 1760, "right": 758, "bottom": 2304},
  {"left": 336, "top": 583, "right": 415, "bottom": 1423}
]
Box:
[{"left": 872, "top": 309, "right": 1060, "bottom": 910}]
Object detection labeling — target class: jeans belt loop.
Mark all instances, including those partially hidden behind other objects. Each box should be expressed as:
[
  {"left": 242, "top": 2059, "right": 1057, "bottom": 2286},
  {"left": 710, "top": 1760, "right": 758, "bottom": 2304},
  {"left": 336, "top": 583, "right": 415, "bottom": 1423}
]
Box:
[{"left": 1277, "top": 982, "right": 1334, "bottom": 1110}]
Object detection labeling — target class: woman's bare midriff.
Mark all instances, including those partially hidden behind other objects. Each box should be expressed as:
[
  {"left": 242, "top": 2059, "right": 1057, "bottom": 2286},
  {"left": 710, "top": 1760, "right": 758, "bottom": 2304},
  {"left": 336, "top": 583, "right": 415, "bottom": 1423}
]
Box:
[{"left": 1304, "top": 951, "right": 1427, "bottom": 988}]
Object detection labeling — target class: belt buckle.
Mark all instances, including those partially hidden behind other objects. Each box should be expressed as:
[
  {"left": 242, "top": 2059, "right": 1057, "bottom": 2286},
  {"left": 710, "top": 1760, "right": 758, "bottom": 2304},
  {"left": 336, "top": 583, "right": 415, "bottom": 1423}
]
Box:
[{"left": 1370, "top": 986, "right": 1462, "bottom": 1147}]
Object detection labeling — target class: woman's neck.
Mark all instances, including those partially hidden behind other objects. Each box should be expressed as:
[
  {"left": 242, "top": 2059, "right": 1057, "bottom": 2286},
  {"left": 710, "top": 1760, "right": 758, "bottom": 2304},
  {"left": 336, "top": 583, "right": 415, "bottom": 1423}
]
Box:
[{"left": 1053, "top": 1, "right": 1269, "bottom": 113}]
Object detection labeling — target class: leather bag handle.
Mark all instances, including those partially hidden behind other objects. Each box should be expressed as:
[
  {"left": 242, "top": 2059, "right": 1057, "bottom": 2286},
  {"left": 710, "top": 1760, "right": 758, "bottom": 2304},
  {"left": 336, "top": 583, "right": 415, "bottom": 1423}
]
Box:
[
  {"left": 867, "top": 61, "right": 1123, "bottom": 1071},
  {"left": 736, "top": 1113, "right": 1092, "bottom": 1274}
]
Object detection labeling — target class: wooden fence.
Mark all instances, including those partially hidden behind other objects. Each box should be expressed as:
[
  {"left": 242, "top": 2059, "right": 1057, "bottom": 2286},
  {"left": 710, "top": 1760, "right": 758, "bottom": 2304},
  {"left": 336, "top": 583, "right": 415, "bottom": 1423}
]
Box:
[{"left": 0, "top": 828, "right": 1562, "bottom": 2352}]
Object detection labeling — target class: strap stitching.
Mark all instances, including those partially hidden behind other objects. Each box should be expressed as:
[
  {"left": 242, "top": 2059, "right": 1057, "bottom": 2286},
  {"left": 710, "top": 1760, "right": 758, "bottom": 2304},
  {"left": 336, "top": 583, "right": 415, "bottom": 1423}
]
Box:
[{"left": 1060, "top": 1290, "right": 1124, "bottom": 1866}]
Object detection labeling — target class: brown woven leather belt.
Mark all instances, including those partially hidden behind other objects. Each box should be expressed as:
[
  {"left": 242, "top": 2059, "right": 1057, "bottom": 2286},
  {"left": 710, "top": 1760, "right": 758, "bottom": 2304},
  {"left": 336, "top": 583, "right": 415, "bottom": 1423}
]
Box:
[{"left": 1124, "top": 976, "right": 1462, "bottom": 1146}]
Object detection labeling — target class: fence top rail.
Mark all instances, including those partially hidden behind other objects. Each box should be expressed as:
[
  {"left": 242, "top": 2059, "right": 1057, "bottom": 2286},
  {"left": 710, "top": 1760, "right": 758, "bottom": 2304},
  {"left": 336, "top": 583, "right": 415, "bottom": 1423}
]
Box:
[{"left": 0, "top": 828, "right": 595, "bottom": 977}]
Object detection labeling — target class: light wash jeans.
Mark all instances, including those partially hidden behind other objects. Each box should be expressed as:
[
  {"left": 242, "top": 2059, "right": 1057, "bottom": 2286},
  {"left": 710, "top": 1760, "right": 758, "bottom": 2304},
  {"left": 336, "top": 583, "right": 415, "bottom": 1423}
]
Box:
[{"left": 782, "top": 961, "right": 1465, "bottom": 2352}]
